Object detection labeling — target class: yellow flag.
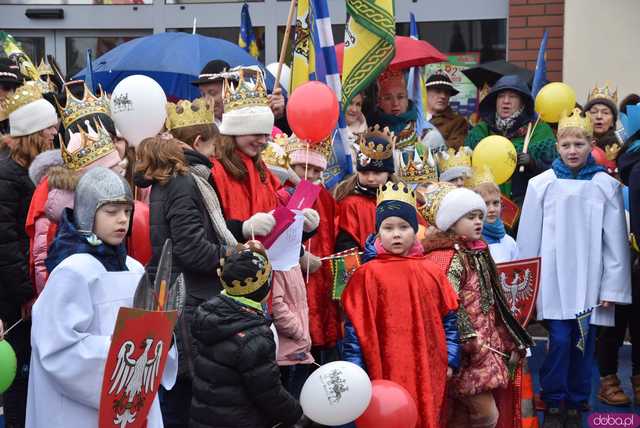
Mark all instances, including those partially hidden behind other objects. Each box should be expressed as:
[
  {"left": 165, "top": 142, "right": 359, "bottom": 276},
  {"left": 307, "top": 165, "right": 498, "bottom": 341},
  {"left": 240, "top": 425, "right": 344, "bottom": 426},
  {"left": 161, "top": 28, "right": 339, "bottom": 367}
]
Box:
[
  {"left": 290, "top": 0, "right": 315, "bottom": 92},
  {"left": 341, "top": 0, "right": 395, "bottom": 110}
]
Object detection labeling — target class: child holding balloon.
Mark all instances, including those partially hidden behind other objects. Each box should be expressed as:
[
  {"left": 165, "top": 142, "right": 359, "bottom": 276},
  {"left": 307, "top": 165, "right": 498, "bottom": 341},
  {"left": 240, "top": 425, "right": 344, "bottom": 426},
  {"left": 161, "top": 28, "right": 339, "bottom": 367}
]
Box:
[
  {"left": 517, "top": 109, "right": 631, "bottom": 426},
  {"left": 341, "top": 182, "right": 460, "bottom": 428}
]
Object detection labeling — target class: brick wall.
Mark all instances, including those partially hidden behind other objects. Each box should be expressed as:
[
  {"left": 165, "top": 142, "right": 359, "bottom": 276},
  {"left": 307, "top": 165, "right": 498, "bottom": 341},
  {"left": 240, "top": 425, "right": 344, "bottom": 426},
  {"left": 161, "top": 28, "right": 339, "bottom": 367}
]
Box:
[{"left": 508, "top": 0, "right": 565, "bottom": 82}]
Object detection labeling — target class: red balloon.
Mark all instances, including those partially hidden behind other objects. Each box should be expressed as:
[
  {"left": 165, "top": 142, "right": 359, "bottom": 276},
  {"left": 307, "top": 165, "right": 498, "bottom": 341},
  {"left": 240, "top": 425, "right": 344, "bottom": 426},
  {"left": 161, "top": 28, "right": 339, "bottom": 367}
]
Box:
[
  {"left": 286, "top": 81, "right": 339, "bottom": 143},
  {"left": 356, "top": 380, "right": 418, "bottom": 428}
]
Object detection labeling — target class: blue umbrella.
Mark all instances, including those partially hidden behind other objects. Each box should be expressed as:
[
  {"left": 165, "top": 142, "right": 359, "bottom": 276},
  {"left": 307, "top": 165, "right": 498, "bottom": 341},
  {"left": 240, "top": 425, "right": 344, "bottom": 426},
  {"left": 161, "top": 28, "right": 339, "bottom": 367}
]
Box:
[{"left": 74, "top": 31, "right": 276, "bottom": 100}]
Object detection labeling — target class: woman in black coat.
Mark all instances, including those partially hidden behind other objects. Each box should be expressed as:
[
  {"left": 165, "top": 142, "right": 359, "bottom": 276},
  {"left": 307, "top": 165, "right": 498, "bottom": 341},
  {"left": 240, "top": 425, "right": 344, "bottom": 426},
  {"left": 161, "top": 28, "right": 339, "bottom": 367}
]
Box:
[
  {"left": 0, "top": 84, "right": 58, "bottom": 427},
  {"left": 135, "top": 135, "right": 272, "bottom": 428}
]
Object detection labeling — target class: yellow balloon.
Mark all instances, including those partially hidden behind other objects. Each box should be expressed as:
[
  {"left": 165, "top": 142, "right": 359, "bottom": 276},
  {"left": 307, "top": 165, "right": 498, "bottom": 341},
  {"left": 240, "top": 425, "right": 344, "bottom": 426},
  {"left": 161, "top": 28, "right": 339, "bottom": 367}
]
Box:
[
  {"left": 471, "top": 136, "right": 517, "bottom": 185},
  {"left": 534, "top": 82, "right": 577, "bottom": 123}
]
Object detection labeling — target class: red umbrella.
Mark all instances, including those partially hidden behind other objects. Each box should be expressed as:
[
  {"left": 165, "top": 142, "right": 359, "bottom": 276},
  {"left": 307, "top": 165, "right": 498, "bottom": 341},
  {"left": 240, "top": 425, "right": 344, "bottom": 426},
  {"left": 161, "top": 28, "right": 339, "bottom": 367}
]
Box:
[{"left": 335, "top": 35, "right": 447, "bottom": 74}]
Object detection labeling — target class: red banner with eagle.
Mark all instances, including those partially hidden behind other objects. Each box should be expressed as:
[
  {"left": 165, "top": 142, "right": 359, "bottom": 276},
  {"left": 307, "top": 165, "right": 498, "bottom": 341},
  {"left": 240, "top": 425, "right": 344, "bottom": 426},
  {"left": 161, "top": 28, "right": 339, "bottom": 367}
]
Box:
[
  {"left": 99, "top": 308, "right": 177, "bottom": 428},
  {"left": 496, "top": 257, "right": 541, "bottom": 328}
]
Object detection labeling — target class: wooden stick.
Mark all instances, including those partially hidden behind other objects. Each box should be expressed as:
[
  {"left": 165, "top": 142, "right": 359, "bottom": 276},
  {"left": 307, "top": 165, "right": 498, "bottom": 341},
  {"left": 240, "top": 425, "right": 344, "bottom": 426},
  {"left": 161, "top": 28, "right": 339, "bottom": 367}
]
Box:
[
  {"left": 483, "top": 344, "right": 509, "bottom": 358},
  {"left": 305, "top": 241, "right": 311, "bottom": 283},
  {"left": 519, "top": 116, "right": 540, "bottom": 172},
  {"left": 274, "top": 0, "right": 297, "bottom": 92},
  {"left": 320, "top": 251, "right": 364, "bottom": 261},
  {"left": 251, "top": 223, "right": 256, "bottom": 241},
  {"left": 304, "top": 142, "right": 309, "bottom": 181},
  {"left": 3, "top": 318, "right": 23, "bottom": 337}
]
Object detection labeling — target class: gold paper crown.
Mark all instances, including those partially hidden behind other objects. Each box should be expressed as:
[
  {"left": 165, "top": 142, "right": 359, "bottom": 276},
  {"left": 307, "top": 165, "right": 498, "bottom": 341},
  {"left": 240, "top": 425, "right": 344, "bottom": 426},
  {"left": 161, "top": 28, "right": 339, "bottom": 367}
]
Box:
[
  {"left": 558, "top": 108, "right": 594, "bottom": 136},
  {"left": 418, "top": 182, "right": 457, "bottom": 226},
  {"left": 286, "top": 134, "right": 333, "bottom": 161},
  {"left": 218, "top": 254, "right": 273, "bottom": 297},
  {"left": 55, "top": 82, "right": 110, "bottom": 130},
  {"left": 358, "top": 125, "right": 395, "bottom": 160},
  {"left": 376, "top": 181, "right": 417, "bottom": 207},
  {"left": 398, "top": 147, "right": 438, "bottom": 184},
  {"left": 588, "top": 82, "right": 618, "bottom": 105},
  {"left": 222, "top": 68, "right": 269, "bottom": 113},
  {"left": 37, "top": 59, "right": 54, "bottom": 76},
  {"left": 436, "top": 147, "right": 472, "bottom": 173},
  {"left": 0, "top": 81, "right": 45, "bottom": 117},
  {"left": 165, "top": 98, "right": 214, "bottom": 131},
  {"left": 262, "top": 134, "right": 289, "bottom": 168},
  {"left": 467, "top": 164, "right": 496, "bottom": 188},
  {"left": 61, "top": 119, "right": 118, "bottom": 171}
]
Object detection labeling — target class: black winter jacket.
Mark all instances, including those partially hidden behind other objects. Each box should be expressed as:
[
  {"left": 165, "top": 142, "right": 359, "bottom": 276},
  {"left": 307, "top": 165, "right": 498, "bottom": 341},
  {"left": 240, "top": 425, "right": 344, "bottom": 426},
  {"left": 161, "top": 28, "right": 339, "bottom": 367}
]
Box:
[
  {"left": 190, "top": 295, "right": 303, "bottom": 428},
  {"left": 137, "top": 149, "right": 244, "bottom": 378},
  {"left": 0, "top": 156, "right": 36, "bottom": 323}
]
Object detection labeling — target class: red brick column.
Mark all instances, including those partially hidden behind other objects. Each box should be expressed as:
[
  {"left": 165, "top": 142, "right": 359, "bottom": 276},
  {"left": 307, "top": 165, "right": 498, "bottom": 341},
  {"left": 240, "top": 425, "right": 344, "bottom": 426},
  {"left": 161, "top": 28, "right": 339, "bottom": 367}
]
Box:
[{"left": 508, "top": 0, "right": 565, "bottom": 82}]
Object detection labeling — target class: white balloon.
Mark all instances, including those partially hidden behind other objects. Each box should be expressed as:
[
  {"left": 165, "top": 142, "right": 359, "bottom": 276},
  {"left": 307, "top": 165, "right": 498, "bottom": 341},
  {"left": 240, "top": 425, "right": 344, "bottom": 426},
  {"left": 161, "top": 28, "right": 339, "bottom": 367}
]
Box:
[
  {"left": 299, "top": 361, "right": 372, "bottom": 426},
  {"left": 266, "top": 62, "right": 291, "bottom": 93},
  {"left": 110, "top": 75, "right": 167, "bottom": 148}
]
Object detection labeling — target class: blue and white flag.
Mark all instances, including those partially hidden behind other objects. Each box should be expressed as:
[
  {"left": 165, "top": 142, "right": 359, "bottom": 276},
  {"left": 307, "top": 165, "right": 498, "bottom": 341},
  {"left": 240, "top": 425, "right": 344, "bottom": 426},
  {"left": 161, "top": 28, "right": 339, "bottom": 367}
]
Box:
[
  {"left": 531, "top": 30, "right": 548, "bottom": 98},
  {"left": 406, "top": 13, "right": 431, "bottom": 137},
  {"left": 310, "top": 0, "right": 353, "bottom": 188}
]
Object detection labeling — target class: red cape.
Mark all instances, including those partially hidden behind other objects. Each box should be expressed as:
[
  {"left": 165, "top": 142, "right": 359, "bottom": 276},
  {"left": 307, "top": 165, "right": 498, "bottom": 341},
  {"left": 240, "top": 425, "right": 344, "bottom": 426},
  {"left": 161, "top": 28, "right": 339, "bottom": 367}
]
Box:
[
  {"left": 342, "top": 254, "right": 459, "bottom": 428},
  {"left": 211, "top": 151, "right": 281, "bottom": 221},
  {"left": 307, "top": 187, "right": 341, "bottom": 347},
  {"left": 337, "top": 194, "right": 376, "bottom": 249}
]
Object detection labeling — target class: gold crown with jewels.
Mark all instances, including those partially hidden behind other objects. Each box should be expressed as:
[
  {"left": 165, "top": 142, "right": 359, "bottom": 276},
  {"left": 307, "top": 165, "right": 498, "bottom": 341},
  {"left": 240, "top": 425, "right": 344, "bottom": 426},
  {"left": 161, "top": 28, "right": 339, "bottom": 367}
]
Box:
[
  {"left": 558, "top": 108, "right": 594, "bottom": 136},
  {"left": 165, "top": 98, "right": 214, "bottom": 131},
  {"left": 466, "top": 164, "right": 496, "bottom": 188},
  {"left": 0, "top": 81, "right": 45, "bottom": 117},
  {"left": 398, "top": 147, "right": 438, "bottom": 184},
  {"left": 588, "top": 82, "right": 618, "bottom": 105},
  {"left": 286, "top": 133, "right": 333, "bottom": 160},
  {"left": 358, "top": 125, "right": 395, "bottom": 160},
  {"left": 436, "top": 147, "right": 472, "bottom": 173},
  {"left": 262, "top": 133, "right": 290, "bottom": 168},
  {"left": 222, "top": 68, "right": 269, "bottom": 113},
  {"left": 218, "top": 253, "right": 272, "bottom": 297},
  {"left": 376, "top": 181, "right": 416, "bottom": 207},
  {"left": 55, "top": 81, "right": 111, "bottom": 130},
  {"left": 60, "top": 119, "right": 117, "bottom": 171},
  {"left": 37, "top": 59, "right": 54, "bottom": 77},
  {"left": 418, "top": 181, "right": 457, "bottom": 226}
]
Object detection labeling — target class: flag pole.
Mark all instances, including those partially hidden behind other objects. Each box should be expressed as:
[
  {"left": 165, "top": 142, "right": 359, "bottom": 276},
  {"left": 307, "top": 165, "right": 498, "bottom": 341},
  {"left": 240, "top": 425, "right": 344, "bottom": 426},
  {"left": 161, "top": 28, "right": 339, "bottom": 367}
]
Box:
[{"left": 274, "top": 0, "right": 297, "bottom": 92}]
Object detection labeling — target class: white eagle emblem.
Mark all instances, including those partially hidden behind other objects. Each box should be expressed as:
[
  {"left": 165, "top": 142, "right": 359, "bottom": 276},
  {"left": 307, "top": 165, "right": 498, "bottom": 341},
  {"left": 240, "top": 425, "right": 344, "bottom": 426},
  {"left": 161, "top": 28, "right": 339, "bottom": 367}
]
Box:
[
  {"left": 499, "top": 269, "right": 534, "bottom": 316},
  {"left": 108, "top": 338, "right": 164, "bottom": 427}
]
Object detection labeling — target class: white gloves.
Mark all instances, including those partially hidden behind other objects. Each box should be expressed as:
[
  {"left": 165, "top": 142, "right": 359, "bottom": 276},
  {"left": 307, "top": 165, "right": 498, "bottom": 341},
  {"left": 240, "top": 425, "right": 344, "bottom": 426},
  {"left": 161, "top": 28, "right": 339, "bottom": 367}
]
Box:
[
  {"left": 302, "top": 208, "right": 320, "bottom": 233},
  {"left": 300, "top": 251, "right": 322, "bottom": 274},
  {"left": 242, "top": 212, "right": 276, "bottom": 239}
]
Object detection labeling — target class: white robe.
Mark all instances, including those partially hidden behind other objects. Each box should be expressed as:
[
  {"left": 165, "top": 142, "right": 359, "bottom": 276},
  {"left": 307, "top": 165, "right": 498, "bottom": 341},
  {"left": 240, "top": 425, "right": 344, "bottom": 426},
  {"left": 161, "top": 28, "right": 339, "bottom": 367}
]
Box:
[
  {"left": 516, "top": 170, "right": 631, "bottom": 326},
  {"left": 488, "top": 234, "right": 518, "bottom": 263},
  {"left": 26, "top": 253, "right": 178, "bottom": 428}
]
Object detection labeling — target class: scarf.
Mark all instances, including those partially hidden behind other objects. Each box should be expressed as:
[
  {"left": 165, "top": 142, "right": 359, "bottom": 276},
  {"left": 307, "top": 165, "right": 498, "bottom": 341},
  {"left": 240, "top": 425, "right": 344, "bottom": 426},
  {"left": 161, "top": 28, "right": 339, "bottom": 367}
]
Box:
[
  {"left": 46, "top": 208, "right": 128, "bottom": 273},
  {"left": 362, "top": 234, "right": 423, "bottom": 262},
  {"left": 372, "top": 102, "right": 418, "bottom": 135},
  {"left": 190, "top": 164, "right": 238, "bottom": 246},
  {"left": 551, "top": 154, "right": 605, "bottom": 180},
  {"left": 494, "top": 106, "right": 525, "bottom": 134},
  {"left": 482, "top": 218, "right": 506, "bottom": 244}
]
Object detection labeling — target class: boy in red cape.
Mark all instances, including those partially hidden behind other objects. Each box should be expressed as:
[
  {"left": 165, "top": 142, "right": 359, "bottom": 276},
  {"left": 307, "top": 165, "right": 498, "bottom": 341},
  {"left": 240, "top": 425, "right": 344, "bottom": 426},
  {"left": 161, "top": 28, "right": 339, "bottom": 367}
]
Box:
[{"left": 341, "top": 182, "right": 460, "bottom": 428}]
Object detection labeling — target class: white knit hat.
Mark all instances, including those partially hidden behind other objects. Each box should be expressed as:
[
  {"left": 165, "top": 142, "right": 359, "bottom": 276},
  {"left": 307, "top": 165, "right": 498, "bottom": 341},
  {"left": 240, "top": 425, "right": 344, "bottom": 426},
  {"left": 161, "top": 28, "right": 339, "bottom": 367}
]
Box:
[
  {"left": 219, "top": 67, "right": 274, "bottom": 136},
  {"left": 10, "top": 98, "right": 58, "bottom": 137},
  {"left": 435, "top": 187, "right": 487, "bottom": 232}
]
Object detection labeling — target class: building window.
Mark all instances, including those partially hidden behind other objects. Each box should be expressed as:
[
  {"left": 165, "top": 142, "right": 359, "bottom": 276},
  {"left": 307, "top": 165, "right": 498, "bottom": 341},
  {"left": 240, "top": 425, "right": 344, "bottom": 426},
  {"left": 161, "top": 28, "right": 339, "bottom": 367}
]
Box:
[
  {"left": 169, "top": 27, "right": 265, "bottom": 64},
  {"left": 66, "top": 35, "right": 148, "bottom": 76},
  {"left": 2, "top": 37, "right": 46, "bottom": 65},
  {"left": 396, "top": 19, "right": 507, "bottom": 63}
]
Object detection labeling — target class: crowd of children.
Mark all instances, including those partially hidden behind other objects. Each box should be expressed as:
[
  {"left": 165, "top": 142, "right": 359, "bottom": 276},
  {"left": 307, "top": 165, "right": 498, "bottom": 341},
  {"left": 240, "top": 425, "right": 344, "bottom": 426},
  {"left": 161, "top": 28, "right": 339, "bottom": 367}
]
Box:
[{"left": 0, "top": 52, "right": 639, "bottom": 428}]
